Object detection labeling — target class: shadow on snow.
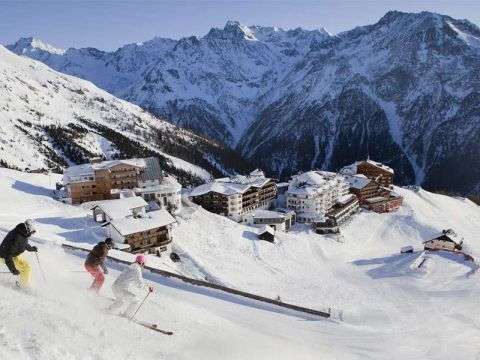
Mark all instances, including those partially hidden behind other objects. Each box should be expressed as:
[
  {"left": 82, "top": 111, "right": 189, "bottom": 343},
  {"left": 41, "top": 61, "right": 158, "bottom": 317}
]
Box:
[
  {"left": 67, "top": 248, "right": 327, "bottom": 322},
  {"left": 12, "top": 180, "right": 52, "bottom": 197}
]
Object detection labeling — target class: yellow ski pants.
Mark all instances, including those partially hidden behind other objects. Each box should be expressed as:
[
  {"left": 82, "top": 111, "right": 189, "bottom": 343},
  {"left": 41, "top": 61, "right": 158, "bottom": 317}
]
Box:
[{"left": 1, "top": 255, "right": 31, "bottom": 287}]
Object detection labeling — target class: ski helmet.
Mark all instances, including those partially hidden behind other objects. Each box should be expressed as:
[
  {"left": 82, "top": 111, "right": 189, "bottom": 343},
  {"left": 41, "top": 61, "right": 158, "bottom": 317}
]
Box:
[
  {"left": 24, "top": 219, "right": 36, "bottom": 235},
  {"left": 135, "top": 254, "right": 147, "bottom": 266}
]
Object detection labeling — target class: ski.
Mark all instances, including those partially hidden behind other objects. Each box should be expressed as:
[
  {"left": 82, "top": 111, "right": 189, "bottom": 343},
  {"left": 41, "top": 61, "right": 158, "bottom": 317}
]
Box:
[{"left": 132, "top": 319, "right": 173, "bottom": 335}]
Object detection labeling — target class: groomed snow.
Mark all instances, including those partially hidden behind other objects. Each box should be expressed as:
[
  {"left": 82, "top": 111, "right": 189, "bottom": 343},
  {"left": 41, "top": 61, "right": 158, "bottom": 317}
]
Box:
[{"left": 1, "top": 168, "right": 480, "bottom": 359}]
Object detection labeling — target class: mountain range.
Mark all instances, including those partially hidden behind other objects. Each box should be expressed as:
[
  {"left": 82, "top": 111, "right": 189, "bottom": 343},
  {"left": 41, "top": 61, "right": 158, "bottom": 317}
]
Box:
[
  {"left": 6, "top": 11, "right": 480, "bottom": 195},
  {"left": 0, "top": 45, "right": 248, "bottom": 186}
]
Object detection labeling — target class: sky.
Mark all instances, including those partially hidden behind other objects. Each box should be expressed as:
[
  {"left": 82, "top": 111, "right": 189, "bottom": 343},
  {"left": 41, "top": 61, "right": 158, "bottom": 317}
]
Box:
[{"left": 1, "top": 0, "right": 480, "bottom": 51}]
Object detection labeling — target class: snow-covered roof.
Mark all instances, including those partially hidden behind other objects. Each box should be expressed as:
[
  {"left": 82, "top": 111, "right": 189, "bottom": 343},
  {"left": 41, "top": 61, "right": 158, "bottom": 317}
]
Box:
[
  {"left": 219, "top": 174, "right": 271, "bottom": 188},
  {"left": 110, "top": 189, "right": 136, "bottom": 198},
  {"left": 424, "top": 229, "right": 464, "bottom": 246},
  {"left": 363, "top": 159, "right": 394, "bottom": 174},
  {"left": 64, "top": 158, "right": 146, "bottom": 182},
  {"left": 364, "top": 196, "right": 388, "bottom": 204},
  {"left": 339, "top": 163, "right": 357, "bottom": 176},
  {"left": 190, "top": 171, "right": 272, "bottom": 197},
  {"left": 344, "top": 174, "right": 372, "bottom": 189},
  {"left": 292, "top": 171, "right": 327, "bottom": 186},
  {"left": 139, "top": 175, "right": 181, "bottom": 194},
  {"left": 257, "top": 225, "right": 275, "bottom": 235},
  {"left": 109, "top": 209, "right": 176, "bottom": 236},
  {"left": 92, "top": 158, "right": 146, "bottom": 170},
  {"left": 287, "top": 171, "right": 340, "bottom": 196},
  {"left": 340, "top": 159, "right": 394, "bottom": 175},
  {"left": 92, "top": 196, "right": 148, "bottom": 220},
  {"left": 336, "top": 194, "right": 357, "bottom": 205},
  {"left": 189, "top": 181, "right": 248, "bottom": 196},
  {"left": 253, "top": 209, "right": 286, "bottom": 220},
  {"left": 390, "top": 191, "right": 402, "bottom": 198},
  {"left": 315, "top": 170, "right": 338, "bottom": 178},
  {"left": 63, "top": 163, "right": 94, "bottom": 181},
  {"left": 249, "top": 169, "right": 265, "bottom": 177}
]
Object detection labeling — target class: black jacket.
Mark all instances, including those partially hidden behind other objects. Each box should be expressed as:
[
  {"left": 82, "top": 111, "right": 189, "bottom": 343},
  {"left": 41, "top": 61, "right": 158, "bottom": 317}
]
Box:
[
  {"left": 0, "top": 223, "right": 36, "bottom": 273},
  {"left": 85, "top": 242, "right": 109, "bottom": 272}
]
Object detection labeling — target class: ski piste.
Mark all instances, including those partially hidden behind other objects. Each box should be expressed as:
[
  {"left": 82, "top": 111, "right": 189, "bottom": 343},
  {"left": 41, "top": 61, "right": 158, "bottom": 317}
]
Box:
[
  {"left": 132, "top": 319, "right": 173, "bottom": 335},
  {"left": 101, "top": 297, "right": 173, "bottom": 335}
]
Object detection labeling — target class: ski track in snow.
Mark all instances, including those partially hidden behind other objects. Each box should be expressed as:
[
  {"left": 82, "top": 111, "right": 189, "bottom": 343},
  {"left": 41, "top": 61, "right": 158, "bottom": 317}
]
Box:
[{"left": 0, "top": 168, "right": 480, "bottom": 359}]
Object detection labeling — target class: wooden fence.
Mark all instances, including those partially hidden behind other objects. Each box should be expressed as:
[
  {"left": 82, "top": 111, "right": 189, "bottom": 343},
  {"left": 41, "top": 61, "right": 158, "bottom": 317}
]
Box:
[{"left": 62, "top": 243, "right": 331, "bottom": 319}]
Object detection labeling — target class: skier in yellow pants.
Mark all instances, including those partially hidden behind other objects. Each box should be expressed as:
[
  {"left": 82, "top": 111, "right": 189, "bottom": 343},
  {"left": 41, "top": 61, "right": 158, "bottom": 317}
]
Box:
[
  {"left": 1, "top": 255, "right": 32, "bottom": 287},
  {"left": 0, "top": 220, "right": 37, "bottom": 288}
]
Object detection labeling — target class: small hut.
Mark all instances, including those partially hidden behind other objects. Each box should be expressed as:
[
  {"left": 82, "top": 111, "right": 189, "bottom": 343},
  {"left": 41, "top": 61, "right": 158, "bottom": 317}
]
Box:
[
  {"left": 423, "top": 229, "right": 463, "bottom": 251},
  {"left": 257, "top": 225, "right": 275, "bottom": 243}
]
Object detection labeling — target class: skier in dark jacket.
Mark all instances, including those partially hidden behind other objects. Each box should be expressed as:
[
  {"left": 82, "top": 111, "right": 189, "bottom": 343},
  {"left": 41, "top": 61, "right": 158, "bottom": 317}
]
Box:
[
  {"left": 84, "top": 238, "right": 113, "bottom": 293},
  {"left": 0, "top": 219, "right": 38, "bottom": 288}
]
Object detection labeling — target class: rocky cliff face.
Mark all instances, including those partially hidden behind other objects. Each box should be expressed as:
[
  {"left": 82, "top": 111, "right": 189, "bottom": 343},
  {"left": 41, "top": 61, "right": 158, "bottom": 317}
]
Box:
[
  {"left": 9, "top": 12, "right": 480, "bottom": 194},
  {"left": 8, "top": 22, "right": 329, "bottom": 146},
  {"left": 240, "top": 11, "right": 480, "bottom": 194}
]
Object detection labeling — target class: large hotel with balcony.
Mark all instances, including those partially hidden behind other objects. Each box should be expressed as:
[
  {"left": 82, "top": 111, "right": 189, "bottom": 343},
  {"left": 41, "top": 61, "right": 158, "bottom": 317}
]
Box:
[
  {"left": 63, "top": 157, "right": 182, "bottom": 212},
  {"left": 286, "top": 171, "right": 351, "bottom": 223},
  {"left": 188, "top": 169, "right": 277, "bottom": 221}
]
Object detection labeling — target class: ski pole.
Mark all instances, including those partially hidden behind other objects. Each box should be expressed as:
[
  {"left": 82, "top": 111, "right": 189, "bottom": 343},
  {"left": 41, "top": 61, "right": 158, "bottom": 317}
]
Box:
[
  {"left": 35, "top": 252, "right": 47, "bottom": 284},
  {"left": 129, "top": 291, "right": 151, "bottom": 321}
]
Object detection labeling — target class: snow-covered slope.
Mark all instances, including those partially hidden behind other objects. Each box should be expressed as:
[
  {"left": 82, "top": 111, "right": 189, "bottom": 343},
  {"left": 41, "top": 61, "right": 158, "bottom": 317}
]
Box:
[
  {"left": 0, "top": 45, "right": 248, "bottom": 185},
  {"left": 1, "top": 168, "right": 480, "bottom": 359},
  {"left": 9, "top": 12, "right": 480, "bottom": 195}
]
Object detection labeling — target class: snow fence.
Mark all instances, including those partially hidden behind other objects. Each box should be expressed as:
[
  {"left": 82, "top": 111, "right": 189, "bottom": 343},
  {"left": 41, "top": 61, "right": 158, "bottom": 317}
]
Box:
[{"left": 61, "top": 242, "right": 332, "bottom": 319}]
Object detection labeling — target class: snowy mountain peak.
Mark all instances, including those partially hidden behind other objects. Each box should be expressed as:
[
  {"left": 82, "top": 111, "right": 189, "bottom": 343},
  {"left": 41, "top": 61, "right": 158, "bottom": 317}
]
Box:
[
  {"left": 8, "top": 36, "right": 65, "bottom": 55},
  {"left": 206, "top": 21, "right": 257, "bottom": 41},
  {"left": 377, "top": 10, "right": 480, "bottom": 35},
  {"left": 378, "top": 10, "right": 443, "bottom": 24},
  {"left": 338, "top": 10, "right": 480, "bottom": 55}
]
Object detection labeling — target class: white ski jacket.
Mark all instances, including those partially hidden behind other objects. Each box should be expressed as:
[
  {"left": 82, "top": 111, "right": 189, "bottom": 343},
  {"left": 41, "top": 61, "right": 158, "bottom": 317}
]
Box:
[{"left": 113, "top": 262, "right": 145, "bottom": 294}]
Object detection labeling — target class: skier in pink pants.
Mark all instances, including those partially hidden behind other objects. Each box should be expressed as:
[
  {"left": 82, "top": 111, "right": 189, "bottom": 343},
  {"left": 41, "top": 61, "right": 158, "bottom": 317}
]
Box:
[{"left": 84, "top": 238, "right": 113, "bottom": 293}]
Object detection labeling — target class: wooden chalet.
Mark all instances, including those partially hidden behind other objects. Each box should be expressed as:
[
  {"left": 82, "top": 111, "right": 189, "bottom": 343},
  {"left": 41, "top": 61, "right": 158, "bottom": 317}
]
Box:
[
  {"left": 343, "top": 172, "right": 403, "bottom": 213},
  {"left": 356, "top": 160, "right": 394, "bottom": 187},
  {"left": 423, "top": 229, "right": 463, "bottom": 252},
  {"left": 344, "top": 174, "right": 379, "bottom": 203},
  {"left": 107, "top": 209, "right": 176, "bottom": 255}
]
